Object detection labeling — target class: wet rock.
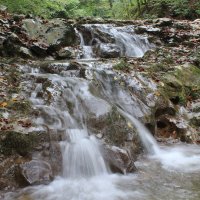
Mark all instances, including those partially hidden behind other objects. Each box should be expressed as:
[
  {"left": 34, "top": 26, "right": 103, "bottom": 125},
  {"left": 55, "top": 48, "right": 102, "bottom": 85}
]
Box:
[
  {"left": 30, "top": 42, "right": 48, "bottom": 57},
  {"left": 95, "top": 43, "right": 121, "bottom": 58},
  {"left": 0, "top": 35, "right": 5, "bottom": 54},
  {"left": 135, "top": 26, "right": 161, "bottom": 35},
  {"left": 12, "top": 14, "right": 25, "bottom": 22},
  {"left": 156, "top": 117, "right": 185, "bottom": 139},
  {"left": 68, "top": 61, "right": 82, "bottom": 70},
  {"left": 154, "top": 18, "right": 173, "bottom": 27},
  {"left": 3, "top": 33, "right": 23, "bottom": 56},
  {"left": 19, "top": 47, "right": 33, "bottom": 59},
  {"left": 93, "top": 28, "right": 115, "bottom": 43},
  {"left": 87, "top": 107, "right": 142, "bottom": 163},
  {"left": 190, "top": 116, "right": 200, "bottom": 127},
  {"left": 78, "top": 25, "right": 115, "bottom": 44},
  {"left": 77, "top": 26, "right": 93, "bottom": 45},
  {"left": 104, "top": 146, "right": 136, "bottom": 174},
  {"left": 155, "top": 107, "right": 176, "bottom": 118},
  {"left": 19, "top": 160, "right": 53, "bottom": 185},
  {"left": 56, "top": 47, "right": 73, "bottom": 60},
  {"left": 40, "top": 62, "right": 70, "bottom": 73}
]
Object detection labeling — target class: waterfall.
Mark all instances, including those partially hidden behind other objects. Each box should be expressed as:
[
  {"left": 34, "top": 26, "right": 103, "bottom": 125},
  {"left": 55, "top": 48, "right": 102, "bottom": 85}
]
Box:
[
  {"left": 62, "top": 129, "right": 108, "bottom": 178},
  {"left": 29, "top": 74, "right": 110, "bottom": 179},
  {"left": 76, "top": 29, "right": 94, "bottom": 59},
  {"left": 77, "top": 24, "right": 153, "bottom": 57},
  {"left": 92, "top": 70, "right": 160, "bottom": 155},
  {"left": 118, "top": 109, "right": 160, "bottom": 155},
  {"left": 4, "top": 23, "right": 200, "bottom": 200}
]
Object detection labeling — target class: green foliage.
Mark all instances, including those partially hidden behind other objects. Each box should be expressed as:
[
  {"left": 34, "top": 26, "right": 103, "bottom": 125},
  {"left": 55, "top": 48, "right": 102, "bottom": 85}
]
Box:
[
  {"left": 0, "top": 0, "right": 81, "bottom": 18},
  {"left": 113, "top": 59, "right": 130, "bottom": 70},
  {"left": 139, "top": 0, "right": 200, "bottom": 19},
  {"left": 112, "top": 0, "right": 136, "bottom": 19},
  {"left": 1, "top": 0, "right": 200, "bottom": 19}
]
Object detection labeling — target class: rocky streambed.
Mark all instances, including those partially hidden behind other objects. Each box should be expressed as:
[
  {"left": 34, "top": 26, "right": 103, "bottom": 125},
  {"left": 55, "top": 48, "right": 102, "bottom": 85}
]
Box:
[{"left": 0, "top": 7, "right": 200, "bottom": 200}]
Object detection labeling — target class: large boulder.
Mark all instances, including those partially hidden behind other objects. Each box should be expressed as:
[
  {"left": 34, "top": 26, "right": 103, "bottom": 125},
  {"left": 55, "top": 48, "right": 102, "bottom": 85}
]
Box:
[{"left": 22, "top": 18, "right": 77, "bottom": 54}]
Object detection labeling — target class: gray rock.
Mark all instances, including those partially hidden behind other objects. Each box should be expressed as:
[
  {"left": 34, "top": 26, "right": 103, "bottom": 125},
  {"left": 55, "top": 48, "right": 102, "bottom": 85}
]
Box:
[
  {"left": 104, "top": 146, "right": 136, "bottom": 174},
  {"left": 0, "top": 35, "right": 5, "bottom": 54},
  {"left": 154, "top": 18, "right": 173, "bottom": 27},
  {"left": 19, "top": 160, "right": 53, "bottom": 185},
  {"left": 22, "top": 18, "right": 77, "bottom": 53},
  {"left": 19, "top": 47, "right": 33, "bottom": 59},
  {"left": 95, "top": 43, "right": 121, "bottom": 58},
  {"left": 56, "top": 47, "right": 73, "bottom": 60},
  {"left": 135, "top": 26, "right": 161, "bottom": 35},
  {"left": 30, "top": 42, "right": 48, "bottom": 57},
  {"left": 3, "top": 33, "right": 23, "bottom": 56},
  {"left": 40, "top": 62, "right": 70, "bottom": 73}
]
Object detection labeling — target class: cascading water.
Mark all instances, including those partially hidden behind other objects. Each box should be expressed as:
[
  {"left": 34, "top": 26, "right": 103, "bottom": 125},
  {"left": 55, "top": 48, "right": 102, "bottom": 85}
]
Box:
[
  {"left": 4, "top": 24, "right": 200, "bottom": 200},
  {"left": 30, "top": 74, "right": 110, "bottom": 179},
  {"left": 77, "top": 24, "right": 153, "bottom": 57},
  {"left": 93, "top": 69, "right": 200, "bottom": 172},
  {"left": 62, "top": 129, "right": 107, "bottom": 178},
  {"left": 76, "top": 29, "right": 94, "bottom": 59}
]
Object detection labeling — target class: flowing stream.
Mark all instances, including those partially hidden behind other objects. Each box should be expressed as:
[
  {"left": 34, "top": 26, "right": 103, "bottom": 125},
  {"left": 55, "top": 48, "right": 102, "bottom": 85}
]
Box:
[{"left": 4, "top": 24, "right": 200, "bottom": 200}]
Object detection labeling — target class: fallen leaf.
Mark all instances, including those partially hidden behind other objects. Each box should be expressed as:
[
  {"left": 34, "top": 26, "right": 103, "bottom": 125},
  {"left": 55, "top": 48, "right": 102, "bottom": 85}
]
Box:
[
  {"left": 0, "top": 102, "right": 8, "bottom": 107},
  {"left": 154, "top": 91, "right": 161, "bottom": 96},
  {"left": 12, "top": 98, "right": 18, "bottom": 102}
]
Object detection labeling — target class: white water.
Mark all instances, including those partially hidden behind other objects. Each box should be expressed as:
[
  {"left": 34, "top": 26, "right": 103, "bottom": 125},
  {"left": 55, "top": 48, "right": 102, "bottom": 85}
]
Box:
[
  {"left": 3, "top": 25, "right": 200, "bottom": 200},
  {"left": 76, "top": 29, "right": 94, "bottom": 59},
  {"left": 119, "top": 109, "right": 160, "bottom": 155},
  {"left": 118, "top": 109, "right": 200, "bottom": 173},
  {"left": 62, "top": 129, "right": 108, "bottom": 178},
  {"left": 81, "top": 24, "right": 153, "bottom": 57}
]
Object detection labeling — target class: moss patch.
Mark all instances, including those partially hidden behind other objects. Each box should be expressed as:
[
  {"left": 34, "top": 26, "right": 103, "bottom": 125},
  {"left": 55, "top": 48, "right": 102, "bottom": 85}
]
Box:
[
  {"left": 7, "top": 100, "right": 31, "bottom": 114},
  {"left": 157, "top": 65, "right": 200, "bottom": 106},
  {"left": 0, "top": 131, "right": 37, "bottom": 156},
  {"left": 113, "top": 59, "right": 130, "bottom": 71}
]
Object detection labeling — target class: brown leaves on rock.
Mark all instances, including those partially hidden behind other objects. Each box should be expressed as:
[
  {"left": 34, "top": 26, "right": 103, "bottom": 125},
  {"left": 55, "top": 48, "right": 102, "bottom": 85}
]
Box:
[
  {"left": 0, "top": 102, "right": 8, "bottom": 107},
  {"left": 18, "top": 120, "right": 32, "bottom": 128},
  {"left": 0, "top": 118, "right": 13, "bottom": 131}
]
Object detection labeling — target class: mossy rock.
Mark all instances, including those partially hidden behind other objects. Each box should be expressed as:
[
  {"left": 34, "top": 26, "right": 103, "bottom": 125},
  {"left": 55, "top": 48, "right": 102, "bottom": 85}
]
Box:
[
  {"left": 7, "top": 100, "right": 31, "bottom": 114},
  {"left": 113, "top": 59, "right": 130, "bottom": 71},
  {"left": 0, "top": 131, "right": 36, "bottom": 156},
  {"left": 190, "top": 116, "right": 200, "bottom": 127},
  {"left": 158, "top": 65, "right": 200, "bottom": 105}
]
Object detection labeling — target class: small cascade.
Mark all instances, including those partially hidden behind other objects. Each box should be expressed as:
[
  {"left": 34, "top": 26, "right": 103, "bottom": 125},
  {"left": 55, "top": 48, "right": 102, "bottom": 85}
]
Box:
[
  {"left": 62, "top": 129, "right": 107, "bottom": 178},
  {"left": 4, "top": 23, "right": 200, "bottom": 200},
  {"left": 76, "top": 29, "right": 94, "bottom": 59},
  {"left": 78, "top": 24, "right": 153, "bottom": 57},
  {"left": 92, "top": 70, "right": 160, "bottom": 155},
  {"left": 118, "top": 109, "right": 160, "bottom": 155},
  {"left": 29, "top": 73, "right": 110, "bottom": 180}
]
